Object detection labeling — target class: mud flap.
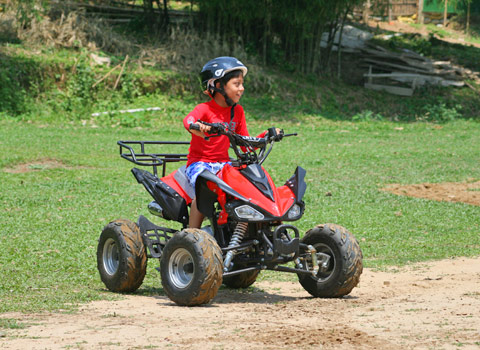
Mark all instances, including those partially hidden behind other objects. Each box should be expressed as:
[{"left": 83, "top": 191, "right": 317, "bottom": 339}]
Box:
[{"left": 137, "top": 215, "right": 178, "bottom": 259}]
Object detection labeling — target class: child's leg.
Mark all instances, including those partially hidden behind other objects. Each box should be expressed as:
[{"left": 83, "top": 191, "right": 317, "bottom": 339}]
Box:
[
  {"left": 189, "top": 198, "right": 204, "bottom": 228},
  {"left": 185, "top": 161, "right": 229, "bottom": 228}
]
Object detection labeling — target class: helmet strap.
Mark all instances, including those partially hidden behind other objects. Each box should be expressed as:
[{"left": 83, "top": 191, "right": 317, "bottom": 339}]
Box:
[
  {"left": 212, "top": 86, "right": 235, "bottom": 107},
  {"left": 229, "top": 103, "right": 236, "bottom": 129}
]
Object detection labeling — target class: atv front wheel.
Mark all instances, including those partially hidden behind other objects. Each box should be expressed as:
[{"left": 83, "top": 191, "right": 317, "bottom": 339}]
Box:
[
  {"left": 297, "top": 224, "right": 363, "bottom": 298},
  {"left": 97, "top": 219, "right": 147, "bottom": 293},
  {"left": 160, "top": 228, "right": 223, "bottom": 306}
]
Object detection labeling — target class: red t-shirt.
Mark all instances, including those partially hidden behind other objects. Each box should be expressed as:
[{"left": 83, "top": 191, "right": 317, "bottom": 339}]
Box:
[{"left": 183, "top": 100, "right": 263, "bottom": 166}]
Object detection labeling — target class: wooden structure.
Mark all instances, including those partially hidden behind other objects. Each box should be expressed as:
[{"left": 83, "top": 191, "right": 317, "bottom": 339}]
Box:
[
  {"left": 360, "top": 44, "right": 478, "bottom": 96},
  {"left": 356, "top": 0, "right": 419, "bottom": 20},
  {"left": 388, "top": 0, "right": 418, "bottom": 17},
  {"left": 357, "top": 0, "right": 458, "bottom": 22}
]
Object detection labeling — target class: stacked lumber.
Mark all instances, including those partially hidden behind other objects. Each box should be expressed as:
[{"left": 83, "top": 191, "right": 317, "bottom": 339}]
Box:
[
  {"left": 359, "top": 44, "right": 480, "bottom": 96},
  {"left": 321, "top": 25, "right": 479, "bottom": 96},
  {"left": 320, "top": 25, "right": 374, "bottom": 53}
]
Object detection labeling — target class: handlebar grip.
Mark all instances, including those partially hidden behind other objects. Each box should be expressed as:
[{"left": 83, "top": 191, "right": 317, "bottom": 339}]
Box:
[
  {"left": 199, "top": 121, "right": 225, "bottom": 134},
  {"left": 189, "top": 123, "right": 200, "bottom": 131}
]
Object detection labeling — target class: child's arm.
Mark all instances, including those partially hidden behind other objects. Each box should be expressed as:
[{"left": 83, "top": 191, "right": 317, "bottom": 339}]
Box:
[{"left": 183, "top": 108, "right": 211, "bottom": 139}]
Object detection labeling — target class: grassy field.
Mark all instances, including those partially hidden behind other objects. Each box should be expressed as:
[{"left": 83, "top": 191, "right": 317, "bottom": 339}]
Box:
[
  {"left": 1, "top": 117, "right": 479, "bottom": 313},
  {"left": 1, "top": 6, "right": 480, "bottom": 315}
]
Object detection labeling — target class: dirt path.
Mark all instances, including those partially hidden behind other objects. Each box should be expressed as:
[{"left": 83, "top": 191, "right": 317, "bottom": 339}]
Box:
[
  {"left": 371, "top": 20, "right": 480, "bottom": 48},
  {"left": 1, "top": 257, "right": 480, "bottom": 350}
]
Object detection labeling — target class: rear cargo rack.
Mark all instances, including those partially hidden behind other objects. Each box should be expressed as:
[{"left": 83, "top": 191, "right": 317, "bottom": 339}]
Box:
[{"left": 118, "top": 140, "right": 189, "bottom": 177}]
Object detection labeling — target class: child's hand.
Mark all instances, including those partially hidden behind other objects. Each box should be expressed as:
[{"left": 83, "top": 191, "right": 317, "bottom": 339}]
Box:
[
  {"left": 267, "top": 127, "right": 284, "bottom": 141},
  {"left": 189, "top": 122, "right": 211, "bottom": 139},
  {"left": 198, "top": 123, "right": 212, "bottom": 134}
]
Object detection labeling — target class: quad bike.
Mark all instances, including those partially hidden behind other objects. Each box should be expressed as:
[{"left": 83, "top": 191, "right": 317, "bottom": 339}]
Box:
[{"left": 97, "top": 122, "right": 363, "bottom": 306}]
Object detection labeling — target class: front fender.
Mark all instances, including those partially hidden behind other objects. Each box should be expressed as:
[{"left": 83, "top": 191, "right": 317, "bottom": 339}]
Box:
[
  {"left": 285, "top": 166, "right": 307, "bottom": 201},
  {"left": 195, "top": 170, "right": 249, "bottom": 217}
]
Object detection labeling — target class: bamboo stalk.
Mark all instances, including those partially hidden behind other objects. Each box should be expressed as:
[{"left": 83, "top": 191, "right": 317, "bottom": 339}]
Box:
[
  {"left": 466, "top": 1, "right": 471, "bottom": 35},
  {"left": 444, "top": 0, "right": 448, "bottom": 26}
]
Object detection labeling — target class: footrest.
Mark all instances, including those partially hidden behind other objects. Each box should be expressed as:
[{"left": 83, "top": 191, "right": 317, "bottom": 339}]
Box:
[
  {"left": 273, "top": 224, "right": 300, "bottom": 256},
  {"left": 137, "top": 215, "right": 177, "bottom": 259},
  {"left": 274, "top": 237, "right": 299, "bottom": 255}
]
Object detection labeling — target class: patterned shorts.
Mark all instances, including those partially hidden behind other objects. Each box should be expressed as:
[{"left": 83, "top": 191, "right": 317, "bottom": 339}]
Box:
[{"left": 185, "top": 161, "right": 230, "bottom": 188}]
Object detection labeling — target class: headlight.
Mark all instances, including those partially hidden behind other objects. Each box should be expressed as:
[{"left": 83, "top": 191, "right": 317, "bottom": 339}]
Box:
[
  {"left": 287, "top": 204, "right": 302, "bottom": 219},
  {"left": 234, "top": 205, "right": 265, "bottom": 220}
]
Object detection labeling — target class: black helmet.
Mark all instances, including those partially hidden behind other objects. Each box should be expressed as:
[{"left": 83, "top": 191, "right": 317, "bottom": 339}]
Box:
[{"left": 200, "top": 56, "right": 248, "bottom": 92}]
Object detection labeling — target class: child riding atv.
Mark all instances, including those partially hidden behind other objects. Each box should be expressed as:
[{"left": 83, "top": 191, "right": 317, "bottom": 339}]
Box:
[
  {"left": 184, "top": 56, "right": 281, "bottom": 229},
  {"left": 96, "top": 57, "right": 363, "bottom": 306}
]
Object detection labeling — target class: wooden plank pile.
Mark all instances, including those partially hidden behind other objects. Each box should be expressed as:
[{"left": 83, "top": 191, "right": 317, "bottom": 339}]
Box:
[
  {"left": 359, "top": 44, "right": 480, "bottom": 96},
  {"left": 322, "top": 25, "right": 479, "bottom": 95},
  {"left": 321, "top": 25, "right": 374, "bottom": 53}
]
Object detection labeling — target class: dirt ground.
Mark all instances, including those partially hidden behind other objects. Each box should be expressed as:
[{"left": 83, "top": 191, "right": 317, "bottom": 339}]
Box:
[
  {"left": 383, "top": 180, "right": 480, "bottom": 206},
  {"left": 1, "top": 257, "right": 480, "bottom": 350},
  {"left": 370, "top": 20, "right": 480, "bottom": 49},
  {"left": 2, "top": 164, "right": 479, "bottom": 349}
]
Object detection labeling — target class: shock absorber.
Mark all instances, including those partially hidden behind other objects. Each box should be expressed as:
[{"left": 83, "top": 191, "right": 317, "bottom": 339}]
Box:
[{"left": 223, "top": 222, "right": 248, "bottom": 272}]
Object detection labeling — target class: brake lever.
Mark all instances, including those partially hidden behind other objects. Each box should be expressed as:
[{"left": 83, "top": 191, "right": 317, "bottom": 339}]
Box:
[{"left": 204, "top": 134, "right": 223, "bottom": 141}]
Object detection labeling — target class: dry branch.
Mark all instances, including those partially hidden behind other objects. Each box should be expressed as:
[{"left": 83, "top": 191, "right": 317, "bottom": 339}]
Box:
[
  {"left": 114, "top": 55, "right": 129, "bottom": 89},
  {"left": 92, "top": 63, "right": 122, "bottom": 88}
]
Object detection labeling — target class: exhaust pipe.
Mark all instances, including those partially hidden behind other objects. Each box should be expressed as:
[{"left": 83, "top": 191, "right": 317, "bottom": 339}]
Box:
[{"left": 148, "top": 201, "right": 164, "bottom": 218}]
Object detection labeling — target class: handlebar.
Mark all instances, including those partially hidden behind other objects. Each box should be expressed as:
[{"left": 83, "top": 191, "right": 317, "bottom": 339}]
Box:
[
  {"left": 189, "top": 121, "right": 297, "bottom": 165},
  {"left": 189, "top": 121, "right": 226, "bottom": 135}
]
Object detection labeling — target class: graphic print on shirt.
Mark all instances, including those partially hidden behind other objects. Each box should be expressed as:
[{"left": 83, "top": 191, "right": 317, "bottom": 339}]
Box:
[{"left": 186, "top": 115, "right": 195, "bottom": 125}]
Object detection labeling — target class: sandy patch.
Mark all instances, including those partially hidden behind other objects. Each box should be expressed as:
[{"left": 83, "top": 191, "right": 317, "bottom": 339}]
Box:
[
  {"left": 3, "top": 159, "right": 80, "bottom": 173},
  {"left": 383, "top": 180, "right": 480, "bottom": 206},
  {"left": 1, "top": 257, "right": 480, "bottom": 350}
]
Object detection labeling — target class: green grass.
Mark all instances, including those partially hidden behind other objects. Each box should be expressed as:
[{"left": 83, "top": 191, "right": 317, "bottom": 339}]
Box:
[
  {"left": 1, "top": 117, "right": 479, "bottom": 313},
  {"left": 2, "top": 37, "right": 480, "bottom": 123},
  {"left": 0, "top": 318, "right": 27, "bottom": 329},
  {"left": 1, "top": 13, "right": 480, "bottom": 314}
]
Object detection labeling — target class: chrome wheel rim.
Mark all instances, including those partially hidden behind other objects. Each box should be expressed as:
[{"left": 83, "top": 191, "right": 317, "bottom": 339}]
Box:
[
  {"left": 103, "top": 238, "right": 119, "bottom": 276},
  {"left": 169, "top": 248, "right": 194, "bottom": 289},
  {"left": 314, "top": 243, "right": 335, "bottom": 282}
]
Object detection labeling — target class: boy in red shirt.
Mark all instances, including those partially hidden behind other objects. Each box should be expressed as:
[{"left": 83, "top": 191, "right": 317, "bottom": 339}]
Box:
[{"left": 183, "top": 56, "right": 268, "bottom": 228}]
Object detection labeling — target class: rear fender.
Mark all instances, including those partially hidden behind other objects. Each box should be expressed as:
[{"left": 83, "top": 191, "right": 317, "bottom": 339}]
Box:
[{"left": 131, "top": 168, "right": 189, "bottom": 226}]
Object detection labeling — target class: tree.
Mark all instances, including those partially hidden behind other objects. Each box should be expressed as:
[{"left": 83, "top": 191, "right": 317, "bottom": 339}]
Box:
[
  {"left": 418, "top": 0, "right": 424, "bottom": 24},
  {"left": 142, "top": 0, "right": 169, "bottom": 32},
  {"left": 460, "top": 0, "right": 473, "bottom": 34},
  {"left": 197, "top": 0, "right": 365, "bottom": 74}
]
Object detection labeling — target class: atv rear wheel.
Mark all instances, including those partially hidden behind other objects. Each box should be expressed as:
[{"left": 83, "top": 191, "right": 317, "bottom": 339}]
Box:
[
  {"left": 297, "top": 224, "right": 363, "bottom": 298},
  {"left": 97, "top": 219, "right": 147, "bottom": 293},
  {"left": 223, "top": 269, "right": 260, "bottom": 289},
  {"left": 160, "top": 228, "right": 223, "bottom": 306}
]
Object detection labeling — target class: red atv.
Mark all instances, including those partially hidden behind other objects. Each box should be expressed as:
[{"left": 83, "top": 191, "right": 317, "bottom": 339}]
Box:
[{"left": 97, "top": 122, "right": 363, "bottom": 305}]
